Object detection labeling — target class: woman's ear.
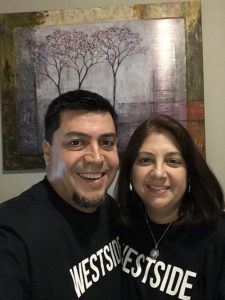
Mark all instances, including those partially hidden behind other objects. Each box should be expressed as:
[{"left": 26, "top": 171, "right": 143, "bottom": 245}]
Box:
[{"left": 43, "top": 141, "right": 51, "bottom": 166}]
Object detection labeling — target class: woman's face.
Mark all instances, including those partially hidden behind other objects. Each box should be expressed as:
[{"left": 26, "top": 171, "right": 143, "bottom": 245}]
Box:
[{"left": 131, "top": 132, "right": 187, "bottom": 223}]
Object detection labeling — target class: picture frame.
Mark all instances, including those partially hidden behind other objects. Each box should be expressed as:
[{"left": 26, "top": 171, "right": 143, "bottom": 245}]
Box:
[{"left": 0, "top": 1, "right": 204, "bottom": 171}]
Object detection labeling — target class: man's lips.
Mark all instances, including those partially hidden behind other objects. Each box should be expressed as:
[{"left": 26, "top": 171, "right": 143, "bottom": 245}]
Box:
[{"left": 78, "top": 173, "right": 105, "bottom": 180}]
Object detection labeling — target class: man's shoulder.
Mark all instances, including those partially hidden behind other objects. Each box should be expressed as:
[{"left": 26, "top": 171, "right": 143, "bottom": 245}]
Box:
[
  {"left": 0, "top": 179, "right": 50, "bottom": 227},
  {"left": 1, "top": 179, "right": 46, "bottom": 208}
]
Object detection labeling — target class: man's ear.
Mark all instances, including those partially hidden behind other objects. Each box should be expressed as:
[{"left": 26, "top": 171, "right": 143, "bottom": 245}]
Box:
[{"left": 43, "top": 140, "right": 51, "bottom": 166}]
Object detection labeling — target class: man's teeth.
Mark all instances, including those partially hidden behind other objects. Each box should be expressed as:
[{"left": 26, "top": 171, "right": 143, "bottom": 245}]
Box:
[{"left": 79, "top": 173, "right": 103, "bottom": 179}]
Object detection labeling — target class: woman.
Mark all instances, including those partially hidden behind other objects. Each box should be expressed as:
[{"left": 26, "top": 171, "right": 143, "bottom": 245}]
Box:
[{"left": 117, "top": 114, "right": 225, "bottom": 299}]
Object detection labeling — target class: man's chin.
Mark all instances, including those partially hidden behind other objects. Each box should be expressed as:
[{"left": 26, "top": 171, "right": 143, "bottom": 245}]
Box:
[{"left": 72, "top": 192, "right": 106, "bottom": 209}]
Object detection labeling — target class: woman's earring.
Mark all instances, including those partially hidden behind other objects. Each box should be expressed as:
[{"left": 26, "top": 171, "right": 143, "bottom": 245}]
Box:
[
  {"left": 129, "top": 182, "right": 133, "bottom": 191},
  {"left": 188, "top": 183, "right": 191, "bottom": 198}
]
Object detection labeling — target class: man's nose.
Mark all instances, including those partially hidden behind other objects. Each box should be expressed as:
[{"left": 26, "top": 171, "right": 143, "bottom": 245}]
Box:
[{"left": 84, "top": 143, "right": 104, "bottom": 164}]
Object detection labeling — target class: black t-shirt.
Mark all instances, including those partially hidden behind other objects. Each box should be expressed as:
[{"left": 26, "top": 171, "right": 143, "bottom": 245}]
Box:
[
  {"left": 120, "top": 212, "right": 225, "bottom": 300},
  {"left": 0, "top": 178, "right": 122, "bottom": 300}
]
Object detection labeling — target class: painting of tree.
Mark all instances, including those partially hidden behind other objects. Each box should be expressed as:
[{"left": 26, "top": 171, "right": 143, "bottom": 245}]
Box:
[
  {"left": 26, "top": 29, "right": 69, "bottom": 95},
  {"left": 92, "top": 25, "right": 148, "bottom": 106},
  {"left": 0, "top": 2, "right": 204, "bottom": 170},
  {"left": 14, "top": 18, "right": 186, "bottom": 155},
  {"left": 64, "top": 30, "right": 105, "bottom": 90},
  {"left": 25, "top": 25, "right": 148, "bottom": 105}
]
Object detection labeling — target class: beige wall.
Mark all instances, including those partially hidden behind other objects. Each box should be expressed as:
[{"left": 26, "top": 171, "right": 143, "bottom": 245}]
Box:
[{"left": 0, "top": 0, "right": 225, "bottom": 202}]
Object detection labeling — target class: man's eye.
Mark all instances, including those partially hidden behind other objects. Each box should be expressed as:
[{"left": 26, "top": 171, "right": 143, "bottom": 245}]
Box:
[
  {"left": 70, "top": 140, "right": 81, "bottom": 146},
  {"left": 100, "top": 139, "right": 114, "bottom": 148},
  {"left": 66, "top": 139, "right": 82, "bottom": 148}
]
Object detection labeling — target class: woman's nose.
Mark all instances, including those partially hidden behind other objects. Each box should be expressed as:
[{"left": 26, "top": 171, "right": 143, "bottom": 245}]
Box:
[{"left": 151, "top": 163, "right": 166, "bottom": 177}]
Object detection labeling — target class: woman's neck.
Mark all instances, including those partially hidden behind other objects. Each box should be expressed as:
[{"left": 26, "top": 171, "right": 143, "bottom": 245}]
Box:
[{"left": 146, "top": 207, "right": 179, "bottom": 224}]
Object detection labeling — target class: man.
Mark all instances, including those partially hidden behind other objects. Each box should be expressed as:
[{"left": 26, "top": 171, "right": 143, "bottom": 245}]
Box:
[{"left": 0, "top": 90, "right": 121, "bottom": 299}]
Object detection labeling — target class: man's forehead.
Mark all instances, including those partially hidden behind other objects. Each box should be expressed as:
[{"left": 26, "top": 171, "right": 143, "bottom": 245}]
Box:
[
  {"left": 57, "top": 110, "right": 116, "bottom": 137},
  {"left": 60, "top": 110, "right": 113, "bottom": 124}
]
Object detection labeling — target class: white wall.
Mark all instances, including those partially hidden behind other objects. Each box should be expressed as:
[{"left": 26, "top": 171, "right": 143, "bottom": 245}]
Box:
[
  {"left": 201, "top": 0, "right": 225, "bottom": 190},
  {"left": 0, "top": 0, "right": 225, "bottom": 202}
]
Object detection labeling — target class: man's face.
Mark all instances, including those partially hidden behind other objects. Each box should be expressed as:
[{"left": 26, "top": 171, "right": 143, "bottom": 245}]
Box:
[{"left": 43, "top": 110, "right": 119, "bottom": 212}]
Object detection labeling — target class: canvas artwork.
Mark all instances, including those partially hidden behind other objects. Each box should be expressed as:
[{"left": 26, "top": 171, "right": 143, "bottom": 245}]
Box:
[{"left": 0, "top": 2, "right": 204, "bottom": 171}]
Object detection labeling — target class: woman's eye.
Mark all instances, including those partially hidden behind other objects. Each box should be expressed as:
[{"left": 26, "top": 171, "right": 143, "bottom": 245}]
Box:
[
  {"left": 136, "top": 157, "right": 153, "bottom": 165},
  {"left": 167, "top": 158, "right": 183, "bottom": 166}
]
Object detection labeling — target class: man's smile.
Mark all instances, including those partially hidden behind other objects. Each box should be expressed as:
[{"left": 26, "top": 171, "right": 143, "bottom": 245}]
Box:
[{"left": 78, "top": 173, "right": 105, "bottom": 180}]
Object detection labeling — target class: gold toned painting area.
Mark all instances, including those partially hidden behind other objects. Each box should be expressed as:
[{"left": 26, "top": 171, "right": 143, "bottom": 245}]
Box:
[{"left": 0, "top": 1, "right": 204, "bottom": 171}]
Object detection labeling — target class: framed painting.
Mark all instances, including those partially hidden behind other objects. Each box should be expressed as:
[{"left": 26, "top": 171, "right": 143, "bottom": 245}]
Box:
[{"left": 0, "top": 1, "right": 204, "bottom": 171}]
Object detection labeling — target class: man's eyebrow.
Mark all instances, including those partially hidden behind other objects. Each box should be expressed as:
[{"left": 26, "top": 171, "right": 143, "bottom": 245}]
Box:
[
  {"left": 64, "top": 132, "right": 116, "bottom": 138},
  {"left": 100, "top": 133, "right": 116, "bottom": 138},
  {"left": 64, "top": 131, "right": 88, "bottom": 138}
]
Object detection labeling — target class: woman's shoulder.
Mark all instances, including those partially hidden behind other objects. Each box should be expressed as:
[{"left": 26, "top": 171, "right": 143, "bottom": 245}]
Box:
[{"left": 216, "top": 213, "right": 225, "bottom": 236}]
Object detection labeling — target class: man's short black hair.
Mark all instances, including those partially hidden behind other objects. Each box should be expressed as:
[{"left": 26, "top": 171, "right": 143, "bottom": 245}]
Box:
[{"left": 45, "top": 89, "right": 117, "bottom": 144}]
